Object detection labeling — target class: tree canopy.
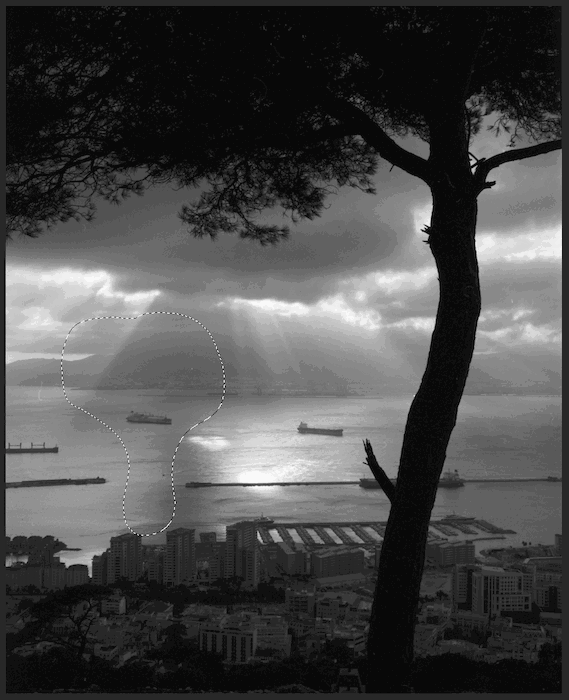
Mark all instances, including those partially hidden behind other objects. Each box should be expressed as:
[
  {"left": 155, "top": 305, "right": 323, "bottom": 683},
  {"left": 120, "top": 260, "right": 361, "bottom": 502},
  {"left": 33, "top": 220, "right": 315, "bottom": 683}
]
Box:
[{"left": 7, "top": 6, "right": 560, "bottom": 240}]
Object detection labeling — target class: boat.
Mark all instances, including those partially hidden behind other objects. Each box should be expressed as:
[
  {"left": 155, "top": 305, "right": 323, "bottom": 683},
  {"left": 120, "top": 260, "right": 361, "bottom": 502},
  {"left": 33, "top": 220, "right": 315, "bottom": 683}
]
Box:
[
  {"left": 443, "top": 512, "right": 475, "bottom": 521},
  {"left": 359, "top": 477, "right": 387, "bottom": 489},
  {"left": 546, "top": 475, "right": 561, "bottom": 482},
  {"left": 6, "top": 443, "right": 59, "bottom": 454},
  {"left": 126, "top": 411, "right": 172, "bottom": 424},
  {"left": 359, "top": 469, "right": 465, "bottom": 490},
  {"left": 254, "top": 514, "right": 275, "bottom": 525},
  {"left": 438, "top": 470, "right": 465, "bottom": 488},
  {"left": 297, "top": 422, "right": 343, "bottom": 436}
]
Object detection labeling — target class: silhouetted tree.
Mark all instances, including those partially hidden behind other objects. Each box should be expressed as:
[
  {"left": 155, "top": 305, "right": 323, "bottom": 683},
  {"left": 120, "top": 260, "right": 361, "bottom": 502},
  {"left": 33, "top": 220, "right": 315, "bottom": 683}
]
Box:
[{"left": 7, "top": 7, "right": 561, "bottom": 691}]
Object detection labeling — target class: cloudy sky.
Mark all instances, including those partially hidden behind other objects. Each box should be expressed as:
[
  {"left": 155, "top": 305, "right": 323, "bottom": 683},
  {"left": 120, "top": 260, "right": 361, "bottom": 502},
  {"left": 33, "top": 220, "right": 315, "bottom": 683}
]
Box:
[{"left": 6, "top": 122, "right": 561, "bottom": 384}]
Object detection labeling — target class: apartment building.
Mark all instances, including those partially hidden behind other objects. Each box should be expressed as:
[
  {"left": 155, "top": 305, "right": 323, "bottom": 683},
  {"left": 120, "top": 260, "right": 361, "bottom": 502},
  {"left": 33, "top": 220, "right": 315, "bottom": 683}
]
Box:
[
  {"left": 164, "top": 528, "right": 196, "bottom": 586},
  {"left": 66, "top": 564, "right": 89, "bottom": 587},
  {"left": 199, "top": 619, "right": 258, "bottom": 663},
  {"left": 107, "top": 534, "right": 143, "bottom": 584},
  {"left": 311, "top": 546, "right": 365, "bottom": 579},
  {"left": 92, "top": 551, "right": 109, "bottom": 586},
  {"left": 285, "top": 587, "right": 316, "bottom": 616},
  {"left": 276, "top": 542, "right": 309, "bottom": 576},
  {"left": 225, "top": 521, "right": 260, "bottom": 588},
  {"left": 471, "top": 567, "right": 532, "bottom": 617},
  {"left": 426, "top": 540, "right": 475, "bottom": 567},
  {"left": 452, "top": 564, "right": 481, "bottom": 609}
]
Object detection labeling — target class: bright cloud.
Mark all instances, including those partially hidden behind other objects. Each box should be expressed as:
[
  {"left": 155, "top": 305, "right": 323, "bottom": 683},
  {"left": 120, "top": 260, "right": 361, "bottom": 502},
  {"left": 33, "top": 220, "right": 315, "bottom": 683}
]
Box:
[
  {"left": 6, "top": 265, "right": 163, "bottom": 359},
  {"left": 476, "top": 226, "right": 560, "bottom": 263}
]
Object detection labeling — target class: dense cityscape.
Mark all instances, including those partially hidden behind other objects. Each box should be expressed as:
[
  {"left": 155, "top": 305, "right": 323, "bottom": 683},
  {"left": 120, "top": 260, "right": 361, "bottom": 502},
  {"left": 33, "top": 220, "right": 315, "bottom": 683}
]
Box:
[{"left": 6, "top": 523, "right": 562, "bottom": 692}]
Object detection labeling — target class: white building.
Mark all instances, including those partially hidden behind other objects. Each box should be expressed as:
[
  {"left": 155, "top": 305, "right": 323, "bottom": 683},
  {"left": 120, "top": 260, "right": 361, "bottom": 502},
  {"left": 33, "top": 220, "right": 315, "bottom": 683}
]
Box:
[{"left": 471, "top": 567, "right": 532, "bottom": 617}]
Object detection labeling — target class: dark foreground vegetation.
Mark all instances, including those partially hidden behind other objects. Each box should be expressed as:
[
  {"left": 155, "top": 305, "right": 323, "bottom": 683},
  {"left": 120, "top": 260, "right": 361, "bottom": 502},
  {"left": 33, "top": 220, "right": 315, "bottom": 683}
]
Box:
[{"left": 6, "top": 643, "right": 562, "bottom": 693}]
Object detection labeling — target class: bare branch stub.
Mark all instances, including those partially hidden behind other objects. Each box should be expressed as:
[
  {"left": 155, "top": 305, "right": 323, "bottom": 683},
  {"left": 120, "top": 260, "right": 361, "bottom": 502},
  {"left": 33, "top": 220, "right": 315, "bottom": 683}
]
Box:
[{"left": 363, "top": 439, "right": 396, "bottom": 503}]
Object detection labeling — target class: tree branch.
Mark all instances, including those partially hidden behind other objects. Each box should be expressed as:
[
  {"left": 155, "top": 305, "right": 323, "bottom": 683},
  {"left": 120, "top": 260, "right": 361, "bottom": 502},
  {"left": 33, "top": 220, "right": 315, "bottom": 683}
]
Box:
[
  {"left": 473, "top": 139, "right": 561, "bottom": 193},
  {"left": 363, "top": 439, "right": 397, "bottom": 503},
  {"left": 321, "top": 95, "right": 433, "bottom": 185}
]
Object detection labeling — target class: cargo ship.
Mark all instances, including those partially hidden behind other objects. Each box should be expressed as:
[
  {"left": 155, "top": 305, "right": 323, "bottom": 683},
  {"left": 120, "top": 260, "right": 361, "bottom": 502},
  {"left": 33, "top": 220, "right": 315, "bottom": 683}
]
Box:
[
  {"left": 126, "top": 412, "right": 172, "bottom": 425},
  {"left": 6, "top": 477, "right": 106, "bottom": 488},
  {"left": 6, "top": 443, "right": 59, "bottom": 454},
  {"left": 359, "top": 469, "right": 465, "bottom": 489},
  {"left": 297, "top": 422, "right": 343, "bottom": 437},
  {"left": 186, "top": 482, "right": 214, "bottom": 488},
  {"left": 254, "top": 514, "right": 275, "bottom": 525}
]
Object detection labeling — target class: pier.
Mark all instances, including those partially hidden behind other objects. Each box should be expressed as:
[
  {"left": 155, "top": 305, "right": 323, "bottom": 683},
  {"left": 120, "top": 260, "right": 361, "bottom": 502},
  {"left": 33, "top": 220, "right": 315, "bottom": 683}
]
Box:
[
  {"left": 186, "top": 477, "right": 560, "bottom": 488},
  {"left": 6, "top": 443, "right": 59, "bottom": 454},
  {"left": 6, "top": 478, "right": 106, "bottom": 488},
  {"left": 255, "top": 517, "right": 516, "bottom": 548}
]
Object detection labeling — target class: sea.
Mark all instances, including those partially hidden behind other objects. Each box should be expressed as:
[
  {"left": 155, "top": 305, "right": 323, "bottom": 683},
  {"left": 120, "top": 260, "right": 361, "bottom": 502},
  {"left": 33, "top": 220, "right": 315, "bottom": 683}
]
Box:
[{"left": 5, "top": 387, "right": 562, "bottom": 575}]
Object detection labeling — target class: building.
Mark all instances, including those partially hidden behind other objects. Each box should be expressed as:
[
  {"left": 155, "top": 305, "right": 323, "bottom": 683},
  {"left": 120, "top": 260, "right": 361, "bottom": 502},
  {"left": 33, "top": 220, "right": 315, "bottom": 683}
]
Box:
[
  {"left": 6, "top": 564, "right": 44, "bottom": 591},
  {"left": 533, "top": 584, "right": 561, "bottom": 612},
  {"left": 316, "top": 596, "right": 348, "bottom": 621},
  {"left": 374, "top": 545, "right": 382, "bottom": 569},
  {"left": 276, "top": 542, "right": 308, "bottom": 576},
  {"left": 450, "top": 610, "right": 489, "bottom": 633},
  {"left": 200, "top": 532, "right": 217, "bottom": 543},
  {"left": 107, "top": 534, "right": 143, "bottom": 584},
  {"left": 452, "top": 564, "right": 481, "bottom": 609},
  {"left": 311, "top": 546, "right": 365, "bottom": 579},
  {"left": 426, "top": 540, "right": 475, "bottom": 567},
  {"left": 40, "top": 563, "right": 67, "bottom": 590},
  {"left": 251, "top": 614, "right": 292, "bottom": 657},
  {"left": 101, "top": 595, "right": 127, "bottom": 616},
  {"left": 207, "top": 542, "right": 226, "bottom": 581},
  {"left": 225, "top": 521, "right": 260, "bottom": 588},
  {"left": 199, "top": 619, "right": 258, "bottom": 663},
  {"left": 285, "top": 587, "right": 316, "bottom": 616},
  {"left": 92, "top": 551, "right": 109, "bottom": 586},
  {"left": 471, "top": 567, "right": 532, "bottom": 617},
  {"left": 164, "top": 528, "right": 196, "bottom": 586},
  {"left": 143, "top": 548, "right": 164, "bottom": 584},
  {"left": 65, "top": 564, "right": 89, "bottom": 588}
]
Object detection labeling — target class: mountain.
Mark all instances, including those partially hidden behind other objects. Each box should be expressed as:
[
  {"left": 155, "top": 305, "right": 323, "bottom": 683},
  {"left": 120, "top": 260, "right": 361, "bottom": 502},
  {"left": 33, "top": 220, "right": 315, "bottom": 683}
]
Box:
[
  {"left": 5, "top": 355, "right": 112, "bottom": 388},
  {"left": 6, "top": 333, "right": 560, "bottom": 395}
]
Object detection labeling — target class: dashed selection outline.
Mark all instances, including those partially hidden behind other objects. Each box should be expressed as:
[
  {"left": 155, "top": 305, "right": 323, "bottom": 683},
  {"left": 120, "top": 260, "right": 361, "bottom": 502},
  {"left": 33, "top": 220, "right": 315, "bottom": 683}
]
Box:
[{"left": 60, "top": 311, "right": 226, "bottom": 537}]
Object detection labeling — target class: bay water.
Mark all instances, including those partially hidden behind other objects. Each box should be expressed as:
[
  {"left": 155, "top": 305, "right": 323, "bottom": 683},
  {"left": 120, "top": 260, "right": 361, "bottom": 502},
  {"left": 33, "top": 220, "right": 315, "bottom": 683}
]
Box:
[{"left": 6, "top": 387, "right": 561, "bottom": 574}]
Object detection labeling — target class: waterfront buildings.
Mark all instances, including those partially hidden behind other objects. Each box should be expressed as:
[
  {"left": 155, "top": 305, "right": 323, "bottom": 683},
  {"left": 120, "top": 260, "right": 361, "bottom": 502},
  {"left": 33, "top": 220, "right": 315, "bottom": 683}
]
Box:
[
  {"left": 6, "top": 559, "right": 89, "bottom": 591},
  {"left": 107, "top": 534, "right": 143, "bottom": 584},
  {"left": 426, "top": 540, "right": 475, "bottom": 567},
  {"left": 310, "top": 546, "right": 365, "bottom": 579},
  {"left": 164, "top": 528, "right": 196, "bottom": 586},
  {"left": 276, "top": 542, "right": 309, "bottom": 576}
]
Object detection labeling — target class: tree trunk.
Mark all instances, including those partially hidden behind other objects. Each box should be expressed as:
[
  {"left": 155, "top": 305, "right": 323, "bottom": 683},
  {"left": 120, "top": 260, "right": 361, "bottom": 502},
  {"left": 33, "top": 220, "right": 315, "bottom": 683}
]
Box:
[{"left": 366, "top": 176, "right": 481, "bottom": 692}]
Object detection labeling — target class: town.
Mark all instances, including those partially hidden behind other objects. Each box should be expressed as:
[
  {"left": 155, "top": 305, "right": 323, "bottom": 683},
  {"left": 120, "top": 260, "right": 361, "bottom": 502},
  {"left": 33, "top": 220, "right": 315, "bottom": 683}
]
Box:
[{"left": 6, "top": 522, "right": 562, "bottom": 692}]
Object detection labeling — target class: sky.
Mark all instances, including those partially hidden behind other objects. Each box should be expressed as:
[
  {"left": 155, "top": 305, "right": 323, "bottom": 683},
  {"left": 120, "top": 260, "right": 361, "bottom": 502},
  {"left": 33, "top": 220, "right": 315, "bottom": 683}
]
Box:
[{"left": 6, "top": 122, "right": 561, "bottom": 385}]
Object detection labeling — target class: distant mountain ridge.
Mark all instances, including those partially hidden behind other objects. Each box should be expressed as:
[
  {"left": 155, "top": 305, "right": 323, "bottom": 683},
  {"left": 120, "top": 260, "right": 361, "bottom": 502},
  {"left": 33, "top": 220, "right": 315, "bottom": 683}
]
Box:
[{"left": 6, "top": 349, "right": 561, "bottom": 395}]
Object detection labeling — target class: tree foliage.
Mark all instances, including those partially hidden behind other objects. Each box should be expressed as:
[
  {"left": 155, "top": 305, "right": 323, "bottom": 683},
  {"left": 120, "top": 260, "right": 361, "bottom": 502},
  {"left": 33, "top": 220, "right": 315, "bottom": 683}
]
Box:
[{"left": 8, "top": 7, "right": 560, "bottom": 240}]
